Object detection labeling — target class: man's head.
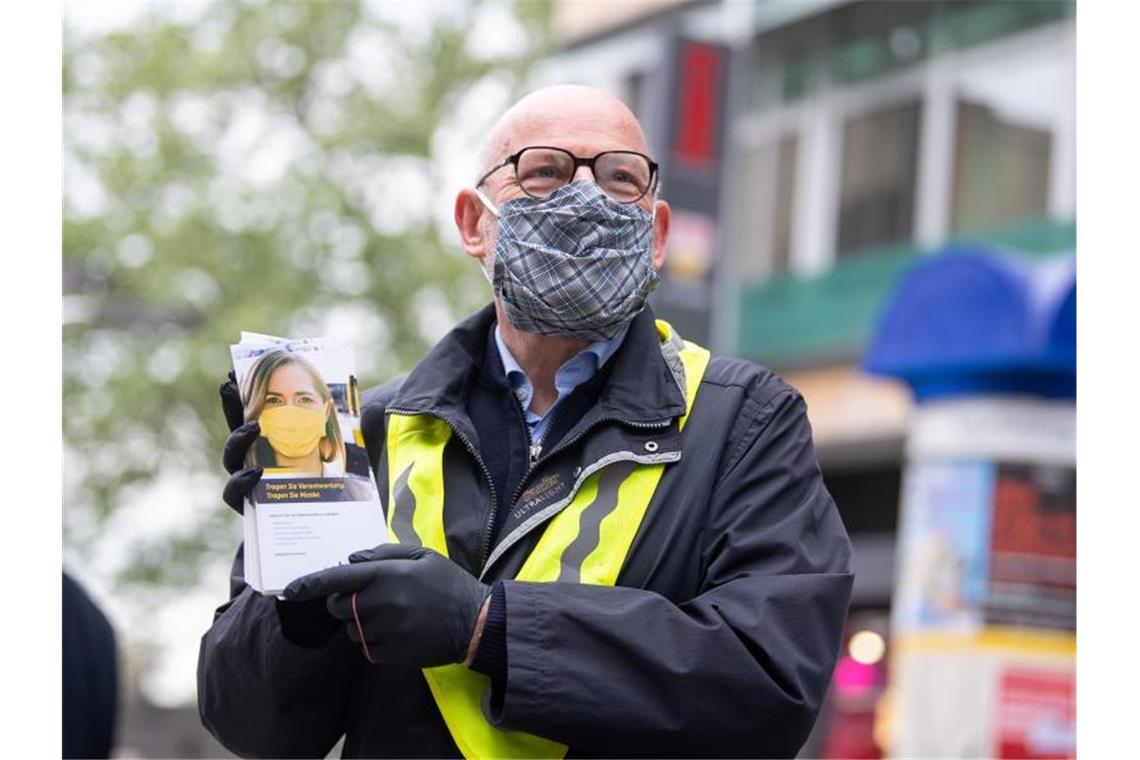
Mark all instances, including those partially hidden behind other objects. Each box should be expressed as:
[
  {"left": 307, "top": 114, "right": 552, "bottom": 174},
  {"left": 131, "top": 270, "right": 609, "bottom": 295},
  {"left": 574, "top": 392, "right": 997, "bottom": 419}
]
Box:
[{"left": 454, "top": 84, "right": 671, "bottom": 286}]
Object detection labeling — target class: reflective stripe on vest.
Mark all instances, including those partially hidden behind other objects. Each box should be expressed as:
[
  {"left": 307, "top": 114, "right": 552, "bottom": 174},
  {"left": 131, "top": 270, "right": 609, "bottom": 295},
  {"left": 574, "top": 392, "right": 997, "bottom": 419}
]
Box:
[{"left": 384, "top": 320, "right": 710, "bottom": 759}]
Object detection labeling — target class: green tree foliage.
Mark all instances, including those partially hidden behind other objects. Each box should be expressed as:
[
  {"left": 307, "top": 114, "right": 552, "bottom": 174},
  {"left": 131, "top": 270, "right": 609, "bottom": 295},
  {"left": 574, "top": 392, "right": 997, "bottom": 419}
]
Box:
[{"left": 64, "top": 1, "right": 550, "bottom": 593}]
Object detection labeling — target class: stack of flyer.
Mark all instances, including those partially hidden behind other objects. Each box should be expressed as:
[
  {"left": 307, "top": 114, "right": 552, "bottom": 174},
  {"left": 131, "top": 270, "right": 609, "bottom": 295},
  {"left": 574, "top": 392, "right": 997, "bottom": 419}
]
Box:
[{"left": 230, "top": 332, "right": 387, "bottom": 595}]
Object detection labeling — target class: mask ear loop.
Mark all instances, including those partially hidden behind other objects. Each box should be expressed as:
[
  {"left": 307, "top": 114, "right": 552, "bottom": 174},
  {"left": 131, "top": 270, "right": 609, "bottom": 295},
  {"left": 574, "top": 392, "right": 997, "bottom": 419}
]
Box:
[
  {"left": 321, "top": 399, "right": 336, "bottom": 463},
  {"left": 473, "top": 188, "right": 500, "bottom": 289},
  {"left": 473, "top": 188, "right": 500, "bottom": 218}
]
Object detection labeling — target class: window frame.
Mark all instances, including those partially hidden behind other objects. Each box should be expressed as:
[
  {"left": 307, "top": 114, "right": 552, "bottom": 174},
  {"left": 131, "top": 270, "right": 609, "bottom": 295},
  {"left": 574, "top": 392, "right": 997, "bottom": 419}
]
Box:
[{"left": 730, "top": 19, "right": 1074, "bottom": 279}]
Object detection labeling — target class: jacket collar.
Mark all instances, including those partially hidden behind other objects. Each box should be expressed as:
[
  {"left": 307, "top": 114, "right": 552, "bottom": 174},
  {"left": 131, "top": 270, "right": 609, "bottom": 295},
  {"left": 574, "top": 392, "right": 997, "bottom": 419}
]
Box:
[{"left": 389, "top": 303, "right": 686, "bottom": 436}]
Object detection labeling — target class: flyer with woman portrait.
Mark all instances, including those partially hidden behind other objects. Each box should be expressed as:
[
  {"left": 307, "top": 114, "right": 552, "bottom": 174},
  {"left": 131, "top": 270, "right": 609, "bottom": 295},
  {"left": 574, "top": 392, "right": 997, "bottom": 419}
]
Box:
[{"left": 230, "top": 332, "right": 386, "bottom": 595}]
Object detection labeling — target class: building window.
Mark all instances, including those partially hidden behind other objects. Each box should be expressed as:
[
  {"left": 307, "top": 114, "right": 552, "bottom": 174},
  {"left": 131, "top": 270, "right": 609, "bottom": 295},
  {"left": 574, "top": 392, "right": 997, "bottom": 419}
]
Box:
[
  {"left": 951, "top": 100, "right": 1050, "bottom": 233},
  {"left": 836, "top": 99, "right": 922, "bottom": 255},
  {"left": 949, "top": 38, "right": 1072, "bottom": 233},
  {"left": 772, "top": 134, "right": 797, "bottom": 273},
  {"left": 732, "top": 133, "right": 798, "bottom": 281}
]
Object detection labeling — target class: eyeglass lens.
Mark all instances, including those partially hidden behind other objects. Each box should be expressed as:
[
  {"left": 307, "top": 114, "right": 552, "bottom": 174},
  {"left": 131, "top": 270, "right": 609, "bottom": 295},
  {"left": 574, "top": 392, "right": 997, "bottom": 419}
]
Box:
[{"left": 516, "top": 148, "right": 653, "bottom": 203}]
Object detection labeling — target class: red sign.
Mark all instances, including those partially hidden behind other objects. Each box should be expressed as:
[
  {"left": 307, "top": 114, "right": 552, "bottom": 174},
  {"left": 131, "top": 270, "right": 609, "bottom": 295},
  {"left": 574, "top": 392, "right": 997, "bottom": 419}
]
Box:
[
  {"left": 986, "top": 464, "right": 1076, "bottom": 631},
  {"left": 672, "top": 42, "right": 722, "bottom": 169},
  {"left": 994, "top": 668, "right": 1075, "bottom": 759}
]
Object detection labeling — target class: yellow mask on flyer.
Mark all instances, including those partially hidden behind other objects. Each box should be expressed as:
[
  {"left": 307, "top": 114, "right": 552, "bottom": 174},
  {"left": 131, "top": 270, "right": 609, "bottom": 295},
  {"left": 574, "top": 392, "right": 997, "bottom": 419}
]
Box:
[{"left": 259, "top": 405, "right": 326, "bottom": 459}]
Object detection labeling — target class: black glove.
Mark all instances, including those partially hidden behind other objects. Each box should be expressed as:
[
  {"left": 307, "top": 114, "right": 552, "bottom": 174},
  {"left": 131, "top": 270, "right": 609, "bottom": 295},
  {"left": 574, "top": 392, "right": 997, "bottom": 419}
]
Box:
[
  {"left": 283, "top": 544, "right": 491, "bottom": 668},
  {"left": 219, "top": 371, "right": 262, "bottom": 514}
]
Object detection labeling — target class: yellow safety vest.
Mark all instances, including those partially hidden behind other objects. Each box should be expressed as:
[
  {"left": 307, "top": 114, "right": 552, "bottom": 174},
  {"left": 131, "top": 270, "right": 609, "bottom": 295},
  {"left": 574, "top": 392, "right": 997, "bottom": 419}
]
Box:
[{"left": 383, "top": 321, "right": 710, "bottom": 759}]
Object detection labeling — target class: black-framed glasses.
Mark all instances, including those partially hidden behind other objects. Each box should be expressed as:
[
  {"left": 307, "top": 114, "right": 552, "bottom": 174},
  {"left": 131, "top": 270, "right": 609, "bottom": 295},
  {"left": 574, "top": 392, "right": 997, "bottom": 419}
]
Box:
[{"left": 476, "top": 146, "right": 659, "bottom": 204}]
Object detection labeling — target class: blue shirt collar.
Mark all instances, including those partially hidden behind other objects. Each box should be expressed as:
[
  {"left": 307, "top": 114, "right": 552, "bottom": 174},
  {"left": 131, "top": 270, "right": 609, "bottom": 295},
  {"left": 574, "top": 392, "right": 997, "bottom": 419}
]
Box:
[{"left": 493, "top": 322, "right": 630, "bottom": 418}]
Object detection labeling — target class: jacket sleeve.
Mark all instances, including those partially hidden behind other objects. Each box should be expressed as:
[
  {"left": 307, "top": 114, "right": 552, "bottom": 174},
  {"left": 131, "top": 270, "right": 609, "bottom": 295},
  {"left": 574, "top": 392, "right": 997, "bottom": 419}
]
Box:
[
  {"left": 197, "top": 544, "right": 357, "bottom": 758},
  {"left": 488, "top": 388, "right": 855, "bottom": 758}
]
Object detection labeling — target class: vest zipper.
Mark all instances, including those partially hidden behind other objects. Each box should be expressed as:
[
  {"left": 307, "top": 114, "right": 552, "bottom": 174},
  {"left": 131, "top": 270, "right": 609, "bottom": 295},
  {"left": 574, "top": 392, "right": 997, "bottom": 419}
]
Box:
[
  {"left": 386, "top": 408, "right": 499, "bottom": 570},
  {"left": 389, "top": 408, "right": 674, "bottom": 574},
  {"left": 480, "top": 423, "right": 680, "bottom": 577},
  {"left": 540, "top": 415, "right": 671, "bottom": 469},
  {"left": 502, "top": 413, "right": 673, "bottom": 538}
]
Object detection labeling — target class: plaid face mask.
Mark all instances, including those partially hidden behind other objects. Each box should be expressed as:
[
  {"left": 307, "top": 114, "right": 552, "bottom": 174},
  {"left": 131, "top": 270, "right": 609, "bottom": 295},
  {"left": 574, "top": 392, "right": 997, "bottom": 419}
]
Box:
[{"left": 480, "top": 181, "right": 659, "bottom": 341}]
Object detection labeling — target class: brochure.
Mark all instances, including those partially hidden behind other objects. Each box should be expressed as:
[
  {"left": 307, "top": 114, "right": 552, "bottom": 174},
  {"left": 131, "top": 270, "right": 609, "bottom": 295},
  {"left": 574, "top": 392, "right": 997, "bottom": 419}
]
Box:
[{"left": 230, "top": 332, "right": 387, "bottom": 595}]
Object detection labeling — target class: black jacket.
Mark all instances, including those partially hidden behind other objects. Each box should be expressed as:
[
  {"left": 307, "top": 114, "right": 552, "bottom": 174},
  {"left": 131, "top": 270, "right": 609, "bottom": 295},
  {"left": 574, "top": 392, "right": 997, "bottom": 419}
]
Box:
[{"left": 198, "top": 305, "right": 854, "bottom": 758}]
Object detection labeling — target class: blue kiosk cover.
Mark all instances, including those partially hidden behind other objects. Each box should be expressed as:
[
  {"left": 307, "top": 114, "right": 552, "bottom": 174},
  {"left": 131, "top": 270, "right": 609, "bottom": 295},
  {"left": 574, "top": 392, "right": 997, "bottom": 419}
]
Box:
[{"left": 862, "top": 245, "right": 1075, "bottom": 402}]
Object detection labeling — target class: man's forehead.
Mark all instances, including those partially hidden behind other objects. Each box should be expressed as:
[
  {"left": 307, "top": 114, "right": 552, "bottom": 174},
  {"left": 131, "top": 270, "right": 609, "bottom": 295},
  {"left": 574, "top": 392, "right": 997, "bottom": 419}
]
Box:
[
  {"left": 481, "top": 86, "right": 650, "bottom": 167},
  {"left": 507, "top": 111, "right": 647, "bottom": 154}
]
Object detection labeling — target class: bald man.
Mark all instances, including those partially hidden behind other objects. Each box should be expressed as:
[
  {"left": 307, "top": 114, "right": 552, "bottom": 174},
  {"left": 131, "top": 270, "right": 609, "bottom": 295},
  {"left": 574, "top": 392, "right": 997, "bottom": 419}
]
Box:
[{"left": 199, "top": 85, "right": 854, "bottom": 758}]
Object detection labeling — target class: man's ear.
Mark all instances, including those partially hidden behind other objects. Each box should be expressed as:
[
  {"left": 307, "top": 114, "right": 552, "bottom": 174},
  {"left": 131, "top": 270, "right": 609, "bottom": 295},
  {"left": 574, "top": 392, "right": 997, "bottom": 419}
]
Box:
[
  {"left": 455, "top": 189, "right": 490, "bottom": 260},
  {"left": 651, "top": 200, "right": 671, "bottom": 272}
]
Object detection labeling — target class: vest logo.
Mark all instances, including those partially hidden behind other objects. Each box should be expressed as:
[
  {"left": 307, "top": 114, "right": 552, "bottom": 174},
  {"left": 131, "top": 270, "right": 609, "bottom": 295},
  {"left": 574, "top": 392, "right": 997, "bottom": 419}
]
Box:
[{"left": 513, "top": 473, "right": 566, "bottom": 521}]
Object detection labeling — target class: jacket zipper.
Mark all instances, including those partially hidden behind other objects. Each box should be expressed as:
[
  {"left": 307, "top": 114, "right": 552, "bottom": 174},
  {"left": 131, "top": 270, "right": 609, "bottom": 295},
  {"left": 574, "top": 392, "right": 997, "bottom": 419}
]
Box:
[
  {"left": 386, "top": 408, "right": 499, "bottom": 569},
  {"left": 525, "top": 394, "right": 562, "bottom": 466},
  {"left": 505, "top": 395, "right": 567, "bottom": 521},
  {"left": 503, "top": 391, "right": 542, "bottom": 567}
]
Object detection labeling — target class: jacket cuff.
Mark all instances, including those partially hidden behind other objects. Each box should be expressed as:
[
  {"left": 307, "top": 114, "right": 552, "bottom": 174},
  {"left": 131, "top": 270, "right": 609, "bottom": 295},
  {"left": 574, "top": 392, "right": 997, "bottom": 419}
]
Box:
[
  {"left": 470, "top": 581, "right": 507, "bottom": 687},
  {"left": 275, "top": 597, "right": 342, "bottom": 648}
]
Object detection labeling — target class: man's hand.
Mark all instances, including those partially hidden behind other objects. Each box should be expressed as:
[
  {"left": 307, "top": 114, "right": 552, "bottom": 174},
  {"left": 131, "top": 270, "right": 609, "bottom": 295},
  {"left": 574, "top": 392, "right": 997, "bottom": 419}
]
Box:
[
  {"left": 219, "top": 372, "right": 262, "bottom": 514},
  {"left": 283, "top": 544, "right": 491, "bottom": 668}
]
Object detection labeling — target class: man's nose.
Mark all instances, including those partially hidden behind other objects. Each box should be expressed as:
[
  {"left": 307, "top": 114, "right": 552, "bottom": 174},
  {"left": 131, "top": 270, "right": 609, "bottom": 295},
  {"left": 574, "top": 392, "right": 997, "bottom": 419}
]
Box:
[{"left": 571, "top": 164, "right": 597, "bottom": 184}]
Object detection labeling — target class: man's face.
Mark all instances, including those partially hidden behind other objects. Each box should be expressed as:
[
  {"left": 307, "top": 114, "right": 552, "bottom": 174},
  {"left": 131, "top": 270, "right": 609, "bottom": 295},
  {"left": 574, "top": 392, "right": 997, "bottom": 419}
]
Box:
[{"left": 455, "top": 87, "right": 671, "bottom": 280}]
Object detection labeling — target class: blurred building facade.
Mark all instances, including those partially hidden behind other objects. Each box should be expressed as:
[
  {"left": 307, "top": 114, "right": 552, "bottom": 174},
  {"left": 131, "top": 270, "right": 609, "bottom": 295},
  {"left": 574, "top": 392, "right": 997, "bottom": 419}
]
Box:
[{"left": 538, "top": 1, "right": 1075, "bottom": 756}]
